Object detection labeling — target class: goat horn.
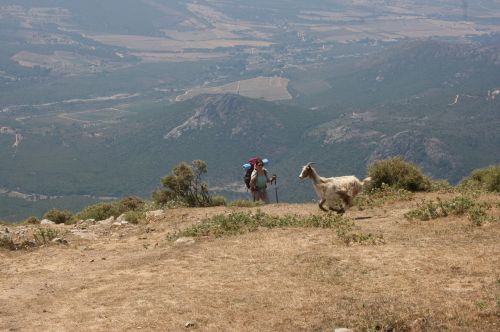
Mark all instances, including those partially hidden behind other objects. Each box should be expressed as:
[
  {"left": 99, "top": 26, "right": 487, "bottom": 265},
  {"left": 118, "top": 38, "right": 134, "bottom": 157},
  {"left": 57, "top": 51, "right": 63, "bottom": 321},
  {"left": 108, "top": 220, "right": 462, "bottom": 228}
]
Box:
[{"left": 306, "top": 162, "right": 315, "bottom": 166}]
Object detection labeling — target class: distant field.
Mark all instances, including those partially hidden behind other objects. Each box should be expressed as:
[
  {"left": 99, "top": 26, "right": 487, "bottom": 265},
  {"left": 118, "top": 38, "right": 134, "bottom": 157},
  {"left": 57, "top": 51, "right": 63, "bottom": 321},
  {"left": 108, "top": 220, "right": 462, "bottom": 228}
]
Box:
[
  {"left": 58, "top": 108, "right": 133, "bottom": 124},
  {"left": 309, "top": 17, "right": 500, "bottom": 42},
  {"left": 129, "top": 51, "right": 229, "bottom": 63},
  {"left": 86, "top": 33, "right": 272, "bottom": 52},
  {"left": 11, "top": 51, "right": 126, "bottom": 75},
  {"left": 175, "top": 76, "right": 292, "bottom": 102}
]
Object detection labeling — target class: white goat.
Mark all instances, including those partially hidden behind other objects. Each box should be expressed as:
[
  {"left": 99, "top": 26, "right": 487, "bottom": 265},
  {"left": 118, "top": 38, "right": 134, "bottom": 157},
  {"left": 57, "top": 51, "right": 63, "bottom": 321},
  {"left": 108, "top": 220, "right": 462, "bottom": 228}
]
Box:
[{"left": 298, "top": 162, "right": 371, "bottom": 214}]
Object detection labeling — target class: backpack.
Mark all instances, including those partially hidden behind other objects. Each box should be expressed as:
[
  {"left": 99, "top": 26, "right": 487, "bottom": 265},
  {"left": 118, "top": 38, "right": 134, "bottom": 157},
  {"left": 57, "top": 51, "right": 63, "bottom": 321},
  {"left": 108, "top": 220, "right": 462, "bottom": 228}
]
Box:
[{"left": 243, "top": 157, "right": 268, "bottom": 189}]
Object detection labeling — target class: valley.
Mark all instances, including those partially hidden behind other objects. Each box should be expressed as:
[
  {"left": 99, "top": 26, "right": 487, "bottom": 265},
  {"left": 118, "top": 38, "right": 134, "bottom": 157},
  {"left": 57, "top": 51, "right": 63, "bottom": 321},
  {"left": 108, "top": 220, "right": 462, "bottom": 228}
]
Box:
[{"left": 0, "top": 1, "right": 499, "bottom": 221}]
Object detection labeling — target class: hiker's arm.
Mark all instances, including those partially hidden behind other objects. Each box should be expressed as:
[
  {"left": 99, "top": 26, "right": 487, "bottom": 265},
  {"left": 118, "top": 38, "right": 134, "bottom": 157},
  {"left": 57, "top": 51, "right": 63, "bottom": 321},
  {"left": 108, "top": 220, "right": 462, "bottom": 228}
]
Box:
[{"left": 265, "top": 170, "right": 276, "bottom": 183}]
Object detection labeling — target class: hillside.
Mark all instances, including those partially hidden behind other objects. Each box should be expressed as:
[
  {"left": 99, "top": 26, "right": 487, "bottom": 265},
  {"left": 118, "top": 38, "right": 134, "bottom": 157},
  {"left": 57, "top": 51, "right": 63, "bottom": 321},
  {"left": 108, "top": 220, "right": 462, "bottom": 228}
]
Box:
[
  {"left": 1, "top": 192, "right": 499, "bottom": 331},
  {"left": 1, "top": 1, "right": 499, "bottom": 221}
]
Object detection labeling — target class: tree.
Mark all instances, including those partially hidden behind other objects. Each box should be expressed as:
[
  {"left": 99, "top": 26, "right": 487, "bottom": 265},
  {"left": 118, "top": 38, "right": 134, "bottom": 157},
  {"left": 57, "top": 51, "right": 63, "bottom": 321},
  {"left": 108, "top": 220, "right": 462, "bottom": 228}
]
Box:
[{"left": 152, "top": 160, "right": 213, "bottom": 207}]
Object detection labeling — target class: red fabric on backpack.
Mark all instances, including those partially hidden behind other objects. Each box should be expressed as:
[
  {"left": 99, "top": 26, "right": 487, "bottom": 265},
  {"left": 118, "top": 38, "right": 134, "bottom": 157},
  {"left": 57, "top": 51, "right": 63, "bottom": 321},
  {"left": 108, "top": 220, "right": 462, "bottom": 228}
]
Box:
[{"left": 246, "top": 157, "right": 260, "bottom": 166}]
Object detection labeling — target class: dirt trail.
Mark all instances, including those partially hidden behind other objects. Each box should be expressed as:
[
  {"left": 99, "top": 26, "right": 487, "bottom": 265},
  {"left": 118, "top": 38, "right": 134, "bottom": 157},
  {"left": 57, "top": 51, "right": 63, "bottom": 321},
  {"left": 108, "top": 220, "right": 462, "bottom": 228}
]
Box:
[{"left": 1, "top": 196, "right": 499, "bottom": 331}]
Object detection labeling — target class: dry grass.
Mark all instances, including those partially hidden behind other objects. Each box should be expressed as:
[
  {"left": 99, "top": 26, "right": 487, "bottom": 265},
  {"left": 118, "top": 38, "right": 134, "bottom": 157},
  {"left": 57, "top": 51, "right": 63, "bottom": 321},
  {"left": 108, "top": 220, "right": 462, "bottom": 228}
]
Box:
[
  {"left": 86, "top": 33, "right": 272, "bottom": 53},
  {"left": 0, "top": 193, "right": 499, "bottom": 331},
  {"left": 175, "top": 76, "right": 292, "bottom": 102}
]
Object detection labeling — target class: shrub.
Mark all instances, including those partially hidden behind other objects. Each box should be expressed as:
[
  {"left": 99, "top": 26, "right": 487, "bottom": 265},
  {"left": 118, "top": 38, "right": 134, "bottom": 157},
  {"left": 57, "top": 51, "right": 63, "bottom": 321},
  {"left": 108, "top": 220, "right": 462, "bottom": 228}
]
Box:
[
  {"left": 211, "top": 195, "right": 226, "bottom": 206},
  {"left": 152, "top": 160, "right": 220, "bottom": 207},
  {"left": 355, "top": 183, "right": 413, "bottom": 210},
  {"left": 404, "top": 195, "right": 493, "bottom": 225},
  {"left": 168, "top": 210, "right": 383, "bottom": 245},
  {"left": 123, "top": 211, "right": 145, "bottom": 224},
  {"left": 467, "top": 205, "right": 489, "bottom": 226},
  {"left": 117, "top": 196, "right": 145, "bottom": 211},
  {"left": 430, "top": 179, "right": 454, "bottom": 192},
  {"left": 43, "top": 209, "right": 73, "bottom": 224},
  {"left": 76, "top": 196, "right": 145, "bottom": 221},
  {"left": 151, "top": 189, "right": 174, "bottom": 206},
  {"left": 228, "top": 199, "right": 265, "bottom": 207},
  {"left": 77, "top": 202, "right": 119, "bottom": 221},
  {"left": 0, "top": 234, "right": 16, "bottom": 250},
  {"left": 23, "top": 216, "right": 40, "bottom": 225},
  {"left": 460, "top": 165, "right": 500, "bottom": 193},
  {"left": 367, "top": 157, "right": 431, "bottom": 192},
  {"left": 33, "top": 228, "right": 59, "bottom": 244},
  {"left": 163, "top": 199, "right": 190, "bottom": 209}
]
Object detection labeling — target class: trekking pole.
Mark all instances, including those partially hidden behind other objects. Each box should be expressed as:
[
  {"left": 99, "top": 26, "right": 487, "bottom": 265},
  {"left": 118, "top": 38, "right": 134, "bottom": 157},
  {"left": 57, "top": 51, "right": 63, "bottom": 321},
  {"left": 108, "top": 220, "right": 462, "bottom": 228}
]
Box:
[{"left": 272, "top": 174, "right": 278, "bottom": 203}]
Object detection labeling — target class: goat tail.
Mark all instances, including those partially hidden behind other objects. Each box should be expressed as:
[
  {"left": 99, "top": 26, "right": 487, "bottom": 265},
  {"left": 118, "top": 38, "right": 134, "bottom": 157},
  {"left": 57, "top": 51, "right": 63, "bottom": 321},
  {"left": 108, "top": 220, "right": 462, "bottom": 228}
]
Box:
[{"left": 361, "top": 177, "right": 372, "bottom": 186}]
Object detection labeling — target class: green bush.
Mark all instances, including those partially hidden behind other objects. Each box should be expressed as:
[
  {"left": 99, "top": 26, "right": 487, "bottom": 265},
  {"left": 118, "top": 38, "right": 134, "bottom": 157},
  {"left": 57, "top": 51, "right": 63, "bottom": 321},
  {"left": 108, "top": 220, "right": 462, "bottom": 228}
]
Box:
[
  {"left": 228, "top": 199, "right": 265, "bottom": 207},
  {"left": 404, "top": 195, "right": 493, "bottom": 225},
  {"left": 43, "top": 209, "right": 73, "bottom": 224},
  {"left": 467, "top": 205, "right": 490, "bottom": 226},
  {"left": 0, "top": 234, "right": 16, "bottom": 250},
  {"left": 355, "top": 183, "right": 413, "bottom": 210},
  {"left": 152, "top": 160, "right": 219, "bottom": 207},
  {"left": 76, "top": 196, "right": 145, "bottom": 221},
  {"left": 367, "top": 157, "right": 431, "bottom": 192},
  {"left": 151, "top": 189, "right": 174, "bottom": 206},
  {"left": 163, "top": 199, "right": 190, "bottom": 209},
  {"left": 117, "top": 196, "right": 145, "bottom": 211},
  {"left": 430, "top": 179, "right": 454, "bottom": 192},
  {"left": 211, "top": 195, "right": 226, "bottom": 206},
  {"left": 33, "top": 228, "right": 59, "bottom": 244},
  {"left": 460, "top": 165, "right": 500, "bottom": 193},
  {"left": 23, "top": 216, "right": 40, "bottom": 225},
  {"left": 76, "top": 202, "right": 119, "bottom": 221},
  {"left": 123, "top": 211, "right": 145, "bottom": 224},
  {"left": 168, "top": 210, "right": 383, "bottom": 245}
]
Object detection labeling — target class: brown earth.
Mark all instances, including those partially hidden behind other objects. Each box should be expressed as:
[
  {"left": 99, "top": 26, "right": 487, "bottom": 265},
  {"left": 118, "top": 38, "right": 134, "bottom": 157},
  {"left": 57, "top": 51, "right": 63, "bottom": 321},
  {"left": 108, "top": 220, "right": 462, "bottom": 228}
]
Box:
[{"left": 1, "top": 193, "right": 499, "bottom": 331}]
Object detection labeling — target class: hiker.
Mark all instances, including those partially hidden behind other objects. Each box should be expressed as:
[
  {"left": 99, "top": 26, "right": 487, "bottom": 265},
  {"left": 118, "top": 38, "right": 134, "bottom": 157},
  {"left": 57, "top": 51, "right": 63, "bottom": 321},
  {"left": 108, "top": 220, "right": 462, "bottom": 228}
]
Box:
[{"left": 249, "top": 158, "right": 276, "bottom": 203}]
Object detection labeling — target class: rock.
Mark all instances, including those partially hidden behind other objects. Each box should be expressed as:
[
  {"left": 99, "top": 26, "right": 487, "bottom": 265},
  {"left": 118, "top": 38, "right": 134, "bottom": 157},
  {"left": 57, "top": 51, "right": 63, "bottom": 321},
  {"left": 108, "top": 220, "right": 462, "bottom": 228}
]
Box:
[
  {"left": 70, "top": 230, "right": 97, "bottom": 240},
  {"left": 410, "top": 317, "right": 428, "bottom": 330},
  {"left": 98, "top": 216, "right": 115, "bottom": 225},
  {"left": 184, "top": 321, "right": 195, "bottom": 328},
  {"left": 51, "top": 237, "right": 68, "bottom": 245},
  {"left": 146, "top": 210, "right": 164, "bottom": 217},
  {"left": 334, "top": 329, "right": 354, "bottom": 332},
  {"left": 116, "top": 214, "right": 127, "bottom": 222},
  {"left": 14, "top": 228, "right": 28, "bottom": 236},
  {"left": 76, "top": 219, "right": 95, "bottom": 228},
  {"left": 23, "top": 239, "right": 37, "bottom": 247},
  {"left": 174, "top": 237, "right": 195, "bottom": 245},
  {"left": 40, "top": 219, "right": 55, "bottom": 225}
]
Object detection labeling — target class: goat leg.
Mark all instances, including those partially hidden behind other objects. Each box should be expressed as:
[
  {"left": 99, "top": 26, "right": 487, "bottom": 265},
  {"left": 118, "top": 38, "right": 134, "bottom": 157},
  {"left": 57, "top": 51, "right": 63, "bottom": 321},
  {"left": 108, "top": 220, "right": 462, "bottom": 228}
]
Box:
[
  {"left": 329, "top": 206, "right": 345, "bottom": 215},
  {"left": 318, "top": 199, "right": 328, "bottom": 212},
  {"left": 337, "top": 192, "right": 352, "bottom": 207}
]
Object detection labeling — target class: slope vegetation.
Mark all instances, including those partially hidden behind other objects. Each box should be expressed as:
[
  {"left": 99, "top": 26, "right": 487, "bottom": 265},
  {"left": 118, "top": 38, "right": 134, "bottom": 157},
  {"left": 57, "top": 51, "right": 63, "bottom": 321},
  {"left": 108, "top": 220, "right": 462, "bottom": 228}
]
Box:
[{"left": 1, "top": 192, "right": 499, "bottom": 331}]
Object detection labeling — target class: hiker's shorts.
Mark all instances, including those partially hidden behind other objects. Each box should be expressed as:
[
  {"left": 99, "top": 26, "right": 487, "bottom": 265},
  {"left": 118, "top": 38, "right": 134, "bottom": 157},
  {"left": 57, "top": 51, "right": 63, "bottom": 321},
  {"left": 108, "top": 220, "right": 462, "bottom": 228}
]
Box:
[{"left": 252, "top": 188, "right": 269, "bottom": 203}]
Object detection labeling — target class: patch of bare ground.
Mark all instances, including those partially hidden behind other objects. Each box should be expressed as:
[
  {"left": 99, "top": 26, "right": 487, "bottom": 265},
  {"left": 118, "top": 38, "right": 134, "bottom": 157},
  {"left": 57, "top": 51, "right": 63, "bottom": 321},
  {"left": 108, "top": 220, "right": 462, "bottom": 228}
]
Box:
[{"left": 1, "top": 193, "right": 499, "bottom": 331}]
